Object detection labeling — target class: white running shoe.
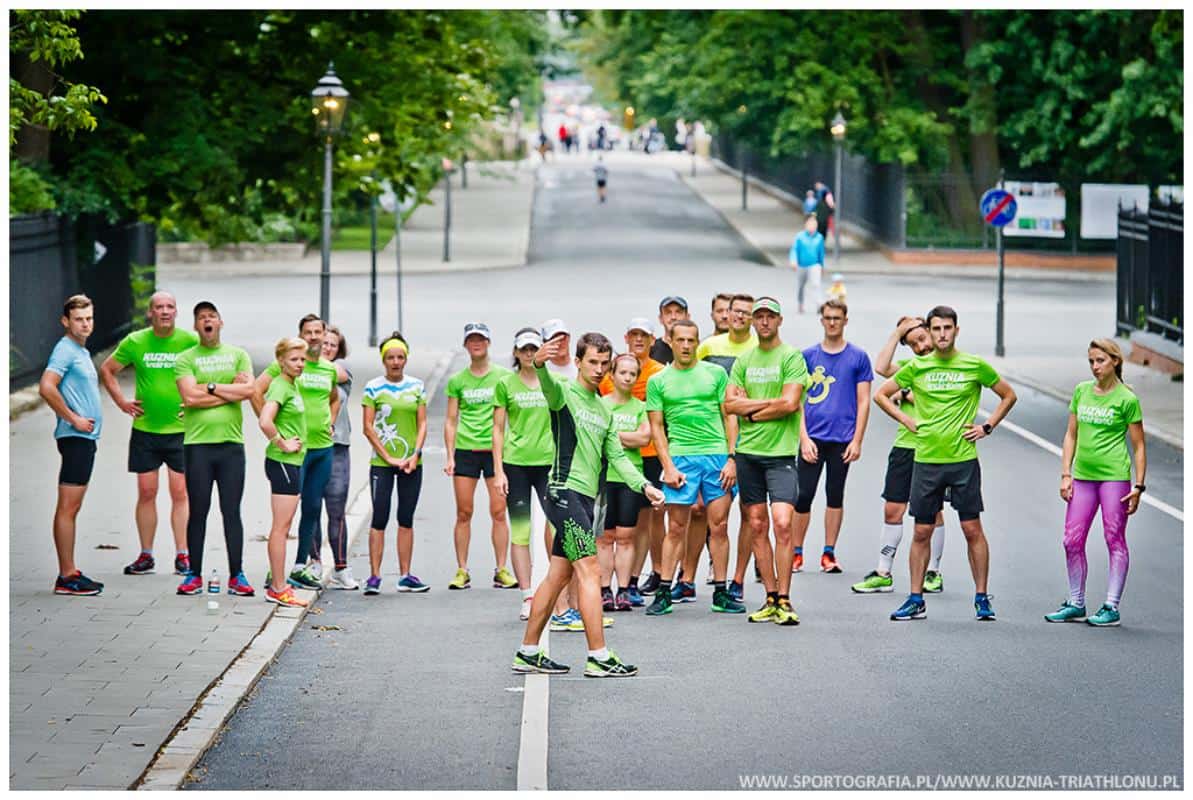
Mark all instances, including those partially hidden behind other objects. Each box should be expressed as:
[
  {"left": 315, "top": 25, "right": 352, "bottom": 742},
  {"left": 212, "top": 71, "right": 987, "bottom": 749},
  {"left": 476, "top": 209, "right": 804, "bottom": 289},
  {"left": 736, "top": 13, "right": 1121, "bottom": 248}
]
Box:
[
  {"left": 307, "top": 559, "right": 325, "bottom": 583},
  {"left": 520, "top": 597, "right": 533, "bottom": 621},
  {"left": 327, "top": 566, "right": 359, "bottom": 590}
]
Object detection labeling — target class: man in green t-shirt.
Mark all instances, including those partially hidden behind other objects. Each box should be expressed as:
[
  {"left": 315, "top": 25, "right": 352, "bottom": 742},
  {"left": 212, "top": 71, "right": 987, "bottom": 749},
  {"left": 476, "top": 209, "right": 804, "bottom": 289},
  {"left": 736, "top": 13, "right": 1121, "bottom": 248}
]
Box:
[
  {"left": 100, "top": 291, "right": 200, "bottom": 577},
  {"left": 512, "top": 332, "right": 664, "bottom": 679},
  {"left": 253, "top": 314, "right": 340, "bottom": 590},
  {"left": 724, "top": 297, "right": 807, "bottom": 626},
  {"left": 874, "top": 305, "right": 1017, "bottom": 622},
  {"left": 173, "top": 301, "right": 257, "bottom": 597},
  {"left": 644, "top": 319, "right": 745, "bottom": 617}
]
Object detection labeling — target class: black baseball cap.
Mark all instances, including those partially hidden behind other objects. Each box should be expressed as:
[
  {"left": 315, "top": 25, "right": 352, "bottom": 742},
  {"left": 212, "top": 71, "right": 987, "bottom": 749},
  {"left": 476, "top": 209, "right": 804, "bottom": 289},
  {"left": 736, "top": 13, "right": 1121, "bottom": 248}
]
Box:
[
  {"left": 658, "top": 295, "right": 688, "bottom": 311},
  {"left": 193, "top": 301, "right": 219, "bottom": 316}
]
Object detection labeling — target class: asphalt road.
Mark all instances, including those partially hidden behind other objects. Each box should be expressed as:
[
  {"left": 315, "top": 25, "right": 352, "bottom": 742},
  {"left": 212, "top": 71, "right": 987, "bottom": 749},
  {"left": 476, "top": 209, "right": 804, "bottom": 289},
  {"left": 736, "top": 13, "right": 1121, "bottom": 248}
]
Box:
[{"left": 187, "top": 158, "right": 1183, "bottom": 790}]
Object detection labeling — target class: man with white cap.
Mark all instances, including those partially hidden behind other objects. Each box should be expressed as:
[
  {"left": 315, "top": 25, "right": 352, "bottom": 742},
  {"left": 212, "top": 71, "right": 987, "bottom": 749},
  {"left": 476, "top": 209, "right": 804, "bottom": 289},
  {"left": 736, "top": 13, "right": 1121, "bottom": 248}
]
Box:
[{"left": 540, "top": 319, "right": 577, "bottom": 379}]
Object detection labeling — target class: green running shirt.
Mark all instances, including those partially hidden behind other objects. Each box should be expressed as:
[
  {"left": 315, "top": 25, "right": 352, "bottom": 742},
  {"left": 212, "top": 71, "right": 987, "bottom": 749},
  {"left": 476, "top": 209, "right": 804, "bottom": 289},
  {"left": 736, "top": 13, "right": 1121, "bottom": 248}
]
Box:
[
  {"left": 494, "top": 371, "right": 553, "bottom": 467},
  {"left": 892, "top": 358, "right": 919, "bottom": 450},
  {"left": 893, "top": 351, "right": 1000, "bottom": 464},
  {"left": 729, "top": 344, "right": 808, "bottom": 457},
  {"left": 446, "top": 365, "right": 512, "bottom": 450},
  {"left": 266, "top": 358, "right": 338, "bottom": 450},
  {"left": 174, "top": 343, "right": 253, "bottom": 445},
  {"left": 362, "top": 374, "right": 426, "bottom": 467},
  {"left": 645, "top": 361, "right": 729, "bottom": 456},
  {"left": 604, "top": 394, "right": 647, "bottom": 481},
  {"left": 264, "top": 377, "right": 307, "bottom": 466},
  {"left": 1070, "top": 380, "right": 1142, "bottom": 482},
  {"left": 112, "top": 327, "right": 200, "bottom": 435}
]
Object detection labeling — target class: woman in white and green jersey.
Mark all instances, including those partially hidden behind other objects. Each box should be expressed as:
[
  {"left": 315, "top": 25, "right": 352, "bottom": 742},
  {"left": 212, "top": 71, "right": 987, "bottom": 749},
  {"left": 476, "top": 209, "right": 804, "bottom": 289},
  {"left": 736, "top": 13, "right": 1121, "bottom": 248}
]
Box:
[
  {"left": 361, "top": 333, "right": 429, "bottom": 595},
  {"left": 493, "top": 327, "right": 554, "bottom": 620},
  {"left": 257, "top": 338, "right": 309, "bottom": 608}
]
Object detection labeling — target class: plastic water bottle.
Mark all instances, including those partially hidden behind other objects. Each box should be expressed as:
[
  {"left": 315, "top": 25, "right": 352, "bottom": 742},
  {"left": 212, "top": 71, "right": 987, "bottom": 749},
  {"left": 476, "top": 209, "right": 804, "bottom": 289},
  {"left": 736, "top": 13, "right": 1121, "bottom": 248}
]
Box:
[{"left": 208, "top": 569, "right": 221, "bottom": 594}]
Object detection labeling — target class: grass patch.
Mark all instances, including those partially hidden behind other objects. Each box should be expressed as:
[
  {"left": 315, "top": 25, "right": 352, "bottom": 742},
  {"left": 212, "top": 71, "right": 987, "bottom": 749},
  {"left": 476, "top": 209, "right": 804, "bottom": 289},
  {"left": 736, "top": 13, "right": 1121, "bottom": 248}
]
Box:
[{"left": 331, "top": 211, "right": 396, "bottom": 251}]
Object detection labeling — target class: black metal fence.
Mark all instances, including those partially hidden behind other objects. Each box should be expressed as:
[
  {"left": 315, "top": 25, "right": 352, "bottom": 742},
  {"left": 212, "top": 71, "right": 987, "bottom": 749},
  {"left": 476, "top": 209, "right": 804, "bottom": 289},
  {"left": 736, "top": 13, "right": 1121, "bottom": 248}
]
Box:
[
  {"left": 711, "top": 133, "right": 906, "bottom": 248},
  {"left": 1116, "top": 201, "right": 1183, "bottom": 342},
  {"left": 9, "top": 213, "right": 155, "bottom": 389}
]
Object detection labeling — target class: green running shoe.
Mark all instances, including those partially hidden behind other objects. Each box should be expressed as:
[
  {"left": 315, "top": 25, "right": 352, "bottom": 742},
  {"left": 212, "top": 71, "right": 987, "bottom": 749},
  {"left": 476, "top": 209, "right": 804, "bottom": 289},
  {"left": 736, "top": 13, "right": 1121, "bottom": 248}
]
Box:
[
  {"left": 851, "top": 570, "right": 894, "bottom": 594},
  {"left": 923, "top": 570, "right": 944, "bottom": 594},
  {"left": 747, "top": 599, "right": 778, "bottom": 623},
  {"left": 1086, "top": 604, "right": 1121, "bottom": 627},
  {"left": 646, "top": 589, "right": 673, "bottom": 616},
  {"left": 1044, "top": 602, "right": 1087, "bottom": 623},
  {"left": 448, "top": 568, "right": 471, "bottom": 590},
  {"left": 584, "top": 650, "right": 638, "bottom": 678},
  {"left": 711, "top": 587, "right": 746, "bottom": 614},
  {"left": 563, "top": 613, "right": 614, "bottom": 631},
  {"left": 493, "top": 566, "right": 518, "bottom": 589},
  {"left": 287, "top": 566, "right": 321, "bottom": 590},
  {"left": 773, "top": 598, "right": 800, "bottom": 626},
  {"left": 512, "top": 649, "right": 570, "bottom": 674}
]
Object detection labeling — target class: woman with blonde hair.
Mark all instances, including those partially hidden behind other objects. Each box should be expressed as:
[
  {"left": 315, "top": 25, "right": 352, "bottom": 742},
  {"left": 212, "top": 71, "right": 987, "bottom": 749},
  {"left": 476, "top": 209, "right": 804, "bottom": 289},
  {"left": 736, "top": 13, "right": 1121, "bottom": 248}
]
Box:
[{"left": 1046, "top": 338, "right": 1146, "bottom": 627}]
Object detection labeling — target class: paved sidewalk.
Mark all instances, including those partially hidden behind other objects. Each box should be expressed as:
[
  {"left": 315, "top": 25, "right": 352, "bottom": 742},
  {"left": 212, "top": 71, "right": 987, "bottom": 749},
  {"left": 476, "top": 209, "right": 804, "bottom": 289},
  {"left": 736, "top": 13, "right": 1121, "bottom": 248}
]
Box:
[
  {"left": 9, "top": 349, "right": 449, "bottom": 788},
  {"left": 669, "top": 152, "right": 1182, "bottom": 447},
  {"left": 156, "top": 160, "right": 536, "bottom": 281}
]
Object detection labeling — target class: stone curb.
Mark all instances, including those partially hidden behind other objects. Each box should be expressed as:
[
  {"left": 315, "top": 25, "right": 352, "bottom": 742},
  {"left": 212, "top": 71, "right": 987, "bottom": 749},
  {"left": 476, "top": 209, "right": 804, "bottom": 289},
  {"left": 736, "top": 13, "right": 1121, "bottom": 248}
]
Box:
[{"left": 131, "top": 349, "right": 457, "bottom": 789}]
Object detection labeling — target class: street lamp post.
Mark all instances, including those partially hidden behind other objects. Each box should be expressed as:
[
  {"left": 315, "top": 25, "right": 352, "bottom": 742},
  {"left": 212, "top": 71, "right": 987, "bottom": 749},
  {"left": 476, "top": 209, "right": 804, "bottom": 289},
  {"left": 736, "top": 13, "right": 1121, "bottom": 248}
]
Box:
[
  {"left": 442, "top": 158, "right": 453, "bottom": 263},
  {"left": 365, "top": 131, "right": 381, "bottom": 346},
  {"left": 830, "top": 111, "right": 846, "bottom": 267},
  {"left": 737, "top": 105, "right": 749, "bottom": 211},
  {"left": 310, "top": 62, "right": 350, "bottom": 321}
]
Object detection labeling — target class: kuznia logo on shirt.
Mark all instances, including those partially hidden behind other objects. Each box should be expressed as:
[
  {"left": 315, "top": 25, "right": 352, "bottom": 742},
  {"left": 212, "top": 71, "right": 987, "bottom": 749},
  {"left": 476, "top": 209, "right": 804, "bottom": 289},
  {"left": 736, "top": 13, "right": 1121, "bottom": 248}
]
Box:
[
  {"left": 1077, "top": 405, "right": 1118, "bottom": 426},
  {"left": 574, "top": 407, "right": 605, "bottom": 432},
  {"left": 194, "top": 354, "right": 238, "bottom": 371},
  {"left": 298, "top": 373, "right": 333, "bottom": 392},
  {"left": 806, "top": 365, "right": 836, "bottom": 405},
  {"left": 512, "top": 391, "right": 547, "bottom": 407},
  {"left": 745, "top": 365, "right": 781, "bottom": 383},
  {"left": 922, "top": 371, "right": 968, "bottom": 391},
  {"left": 462, "top": 387, "right": 495, "bottom": 403},
  {"left": 141, "top": 352, "right": 180, "bottom": 369}
]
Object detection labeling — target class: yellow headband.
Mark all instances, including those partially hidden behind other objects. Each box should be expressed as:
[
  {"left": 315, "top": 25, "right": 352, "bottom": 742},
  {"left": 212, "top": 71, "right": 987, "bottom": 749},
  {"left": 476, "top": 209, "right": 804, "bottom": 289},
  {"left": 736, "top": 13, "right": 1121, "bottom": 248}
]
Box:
[{"left": 381, "top": 338, "right": 408, "bottom": 357}]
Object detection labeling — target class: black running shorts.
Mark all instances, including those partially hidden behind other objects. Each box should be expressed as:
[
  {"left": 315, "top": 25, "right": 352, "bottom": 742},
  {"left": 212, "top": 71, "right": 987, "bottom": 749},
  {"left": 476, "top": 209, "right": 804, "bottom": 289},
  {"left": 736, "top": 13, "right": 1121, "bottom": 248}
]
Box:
[
  {"left": 603, "top": 481, "right": 644, "bottom": 530},
  {"left": 453, "top": 448, "right": 495, "bottom": 479},
  {"left": 545, "top": 488, "right": 598, "bottom": 562},
  {"left": 881, "top": 446, "right": 915, "bottom": 504},
  {"left": 57, "top": 436, "right": 97, "bottom": 486},
  {"left": 910, "top": 459, "right": 983, "bottom": 525},
  {"left": 736, "top": 452, "right": 798, "bottom": 506},
  {"left": 128, "top": 429, "right": 185, "bottom": 474},
  {"left": 265, "top": 458, "right": 302, "bottom": 496}
]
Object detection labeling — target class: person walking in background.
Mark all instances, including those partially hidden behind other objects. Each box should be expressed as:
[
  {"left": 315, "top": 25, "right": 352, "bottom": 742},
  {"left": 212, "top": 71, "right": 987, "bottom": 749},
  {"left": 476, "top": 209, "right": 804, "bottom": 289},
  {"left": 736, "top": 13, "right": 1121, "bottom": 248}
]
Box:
[
  {"left": 789, "top": 214, "right": 826, "bottom": 314},
  {"left": 1046, "top": 339, "right": 1146, "bottom": 627},
  {"left": 100, "top": 290, "right": 198, "bottom": 578},
  {"left": 803, "top": 189, "right": 818, "bottom": 214},
  {"left": 814, "top": 180, "right": 835, "bottom": 238},
  {"left": 594, "top": 156, "right": 609, "bottom": 204},
  {"left": 40, "top": 294, "right": 105, "bottom": 596},
  {"left": 320, "top": 324, "right": 357, "bottom": 589}
]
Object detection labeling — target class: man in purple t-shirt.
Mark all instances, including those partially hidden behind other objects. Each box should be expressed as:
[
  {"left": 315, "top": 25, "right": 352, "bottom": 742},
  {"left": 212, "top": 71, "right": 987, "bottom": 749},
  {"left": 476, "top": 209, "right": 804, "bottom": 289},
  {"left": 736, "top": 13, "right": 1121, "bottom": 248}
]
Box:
[{"left": 793, "top": 298, "right": 873, "bottom": 574}]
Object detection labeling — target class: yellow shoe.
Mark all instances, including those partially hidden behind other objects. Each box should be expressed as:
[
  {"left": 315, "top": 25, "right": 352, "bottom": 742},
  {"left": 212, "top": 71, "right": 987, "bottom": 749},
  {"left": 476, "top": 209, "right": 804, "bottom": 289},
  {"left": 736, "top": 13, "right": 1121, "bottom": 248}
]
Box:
[
  {"left": 773, "top": 598, "right": 800, "bottom": 626},
  {"left": 747, "top": 598, "right": 778, "bottom": 623},
  {"left": 492, "top": 566, "right": 518, "bottom": 589},
  {"left": 448, "top": 568, "right": 471, "bottom": 590}
]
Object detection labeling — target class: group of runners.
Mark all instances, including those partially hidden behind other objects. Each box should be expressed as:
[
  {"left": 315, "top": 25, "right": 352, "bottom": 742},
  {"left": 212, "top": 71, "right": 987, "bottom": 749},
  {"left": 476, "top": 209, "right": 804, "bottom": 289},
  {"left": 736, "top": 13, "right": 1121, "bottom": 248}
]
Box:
[{"left": 41, "top": 285, "right": 1148, "bottom": 677}]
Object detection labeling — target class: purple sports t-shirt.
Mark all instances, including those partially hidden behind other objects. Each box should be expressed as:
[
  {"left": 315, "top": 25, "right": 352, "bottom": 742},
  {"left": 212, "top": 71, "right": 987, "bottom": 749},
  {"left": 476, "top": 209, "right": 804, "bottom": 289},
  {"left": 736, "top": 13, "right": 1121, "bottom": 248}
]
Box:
[{"left": 801, "top": 342, "right": 873, "bottom": 443}]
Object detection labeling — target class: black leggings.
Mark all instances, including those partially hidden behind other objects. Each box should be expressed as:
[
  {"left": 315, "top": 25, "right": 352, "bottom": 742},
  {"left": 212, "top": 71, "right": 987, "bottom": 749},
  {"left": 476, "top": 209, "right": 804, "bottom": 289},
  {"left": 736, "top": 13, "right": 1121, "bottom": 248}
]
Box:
[
  {"left": 184, "top": 443, "right": 246, "bottom": 577},
  {"left": 370, "top": 464, "right": 423, "bottom": 530},
  {"left": 504, "top": 463, "right": 550, "bottom": 547},
  {"left": 795, "top": 439, "right": 851, "bottom": 513}
]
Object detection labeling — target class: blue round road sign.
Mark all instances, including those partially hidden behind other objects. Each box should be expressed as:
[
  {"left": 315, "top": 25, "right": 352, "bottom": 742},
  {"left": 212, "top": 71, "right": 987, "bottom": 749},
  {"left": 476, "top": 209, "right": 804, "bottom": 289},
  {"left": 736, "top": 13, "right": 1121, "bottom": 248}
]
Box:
[{"left": 980, "top": 188, "right": 1017, "bottom": 228}]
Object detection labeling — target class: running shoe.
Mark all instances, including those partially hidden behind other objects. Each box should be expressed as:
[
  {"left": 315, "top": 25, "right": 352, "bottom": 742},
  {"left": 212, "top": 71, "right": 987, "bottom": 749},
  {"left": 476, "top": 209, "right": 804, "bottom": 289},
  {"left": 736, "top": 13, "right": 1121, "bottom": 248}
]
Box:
[
  {"left": 615, "top": 589, "right": 633, "bottom": 611},
  {"left": 123, "top": 553, "right": 155, "bottom": 575},
  {"left": 585, "top": 650, "right": 638, "bottom": 678},
  {"left": 640, "top": 572, "right": 661, "bottom": 595},
  {"left": 513, "top": 649, "right": 570, "bottom": 674},
  {"left": 54, "top": 571, "right": 103, "bottom": 596},
  {"left": 670, "top": 581, "right": 696, "bottom": 603},
  {"left": 520, "top": 597, "right": 533, "bottom": 621},
  {"left": 493, "top": 567, "right": 518, "bottom": 589},
  {"left": 328, "top": 566, "right": 360, "bottom": 590},
  {"left": 890, "top": 596, "right": 927, "bottom": 621},
  {"left": 851, "top": 571, "right": 894, "bottom": 594},
  {"left": 820, "top": 552, "right": 842, "bottom": 573},
  {"left": 728, "top": 580, "right": 744, "bottom": 601},
  {"left": 227, "top": 573, "right": 255, "bottom": 597},
  {"left": 711, "top": 587, "right": 746, "bottom": 614},
  {"left": 1044, "top": 602, "right": 1087, "bottom": 623},
  {"left": 174, "top": 553, "right": 190, "bottom": 576},
  {"left": 602, "top": 587, "right": 616, "bottom": 612},
  {"left": 1086, "top": 604, "right": 1120, "bottom": 627},
  {"left": 563, "top": 612, "right": 614, "bottom": 631},
  {"left": 363, "top": 575, "right": 382, "bottom": 595},
  {"left": 626, "top": 586, "right": 645, "bottom": 607},
  {"left": 265, "top": 585, "right": 307, "bottom": 608},
  {"left": 791, "top": 553, "right": 804, "bottom": 573},
  {"left": 645, "top": 590, "right": 673, "bottom": 616},
  {"left": 923, "top": 570, "right": 944, "bottom": 594},
  {"left": 307, "top": 559, "right": 324, "bottom": 582},
  {"left": 397, "top": 574, "right": 430, "bottom": 593},
  {"left": 448, "top": 568, "right": 471, "bottom": 590},
  {"left": 176, "top": 575, "right": 204, "bottom": 596},
  {"left": 747, "top": 598, "right": 778, "bottom": 623},
  {"left": 549, "top": 609, "right": 578, "bottom": 631},
  {"left": 287, "top": 567, "right": 321, "bottom": 590},
  {"left": 974, "top": 595, "right": 996, "bottom": 621},
  {"left": 773, "top": 598, "right": 800, "bottom": 626}
]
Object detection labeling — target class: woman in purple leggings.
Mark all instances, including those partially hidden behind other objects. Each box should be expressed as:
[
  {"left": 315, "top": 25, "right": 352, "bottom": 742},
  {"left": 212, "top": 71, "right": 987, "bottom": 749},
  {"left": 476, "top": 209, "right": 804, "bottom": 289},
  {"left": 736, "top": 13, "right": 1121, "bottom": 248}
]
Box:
[{"left": 1046, "top": 338, "right": 1146, "bottom": 627}]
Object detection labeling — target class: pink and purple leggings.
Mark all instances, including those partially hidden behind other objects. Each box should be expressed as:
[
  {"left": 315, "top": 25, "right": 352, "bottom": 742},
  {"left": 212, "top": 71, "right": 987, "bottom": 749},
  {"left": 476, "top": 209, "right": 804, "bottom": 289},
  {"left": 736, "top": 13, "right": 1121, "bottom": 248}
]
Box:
[{"left": 1063, "top": 479, "right": 1131, "bottom": 608}]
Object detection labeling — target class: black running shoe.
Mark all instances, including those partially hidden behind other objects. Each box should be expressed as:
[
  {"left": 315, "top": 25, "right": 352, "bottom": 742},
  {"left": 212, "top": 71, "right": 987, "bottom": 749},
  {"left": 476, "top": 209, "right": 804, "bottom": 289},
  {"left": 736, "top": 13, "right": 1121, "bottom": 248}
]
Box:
[{"left": 512, "top": 650, "right": 570, "bottom": 674}]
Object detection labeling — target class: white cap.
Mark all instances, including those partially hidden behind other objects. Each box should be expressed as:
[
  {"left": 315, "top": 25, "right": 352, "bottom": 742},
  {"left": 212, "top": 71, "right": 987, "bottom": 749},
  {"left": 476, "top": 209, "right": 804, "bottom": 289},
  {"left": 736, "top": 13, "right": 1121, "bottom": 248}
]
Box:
[
  {"left": 626, "top": 317, "right": 654, "bottom": 335},
  {"left": 540, "top": 318, "right": 570, "bottom": 341},
  {"left": 462, "top": 322, "right": 492, "bottom": 342},
  {"left": 513, "top": 329, "right": 543, "bottom": 349}
]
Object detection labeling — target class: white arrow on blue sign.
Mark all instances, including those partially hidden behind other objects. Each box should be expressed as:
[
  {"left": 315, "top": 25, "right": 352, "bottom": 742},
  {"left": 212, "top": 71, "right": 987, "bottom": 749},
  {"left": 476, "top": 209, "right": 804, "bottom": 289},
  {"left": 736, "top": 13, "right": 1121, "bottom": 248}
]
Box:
[{"left": 980, "top": 188, "right": 1017, "bottom": 228}]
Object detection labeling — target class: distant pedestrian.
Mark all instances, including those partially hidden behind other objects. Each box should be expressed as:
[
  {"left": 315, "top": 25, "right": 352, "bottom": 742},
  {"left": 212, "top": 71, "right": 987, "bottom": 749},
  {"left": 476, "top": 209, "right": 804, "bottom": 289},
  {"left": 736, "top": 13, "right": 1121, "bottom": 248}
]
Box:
[
  {"left": 40, "top": 294, "right": 105, "bottom": 596},
  {"left": 100, "top": 290, "right": 198, "bottom": 578},
  {"left": 594, "top": 156, "right": 608, "bottom": 203},
  {"left": 803, "top": 190, "right": 818, "bottom": 214},
  {"left": 558, "top": 123, "right": 569, "bottom": 153},
  {"left": 675, "top": 117, "right": 688, "bottom": 152},
  {"left": 596, "top": 123, "right": 607, "bottom": 151},
  {"left": 814, "top": 180, "right": 835, "bottom": 238},
  {"left": 1046, "top": 339, "right": 1146, "bottom": 628},
  {"left": 320, "top": 324, "right": 358, "bottom": 590},
  {"left": 789, "top": 214, "right": 826, "bottom": 313}
]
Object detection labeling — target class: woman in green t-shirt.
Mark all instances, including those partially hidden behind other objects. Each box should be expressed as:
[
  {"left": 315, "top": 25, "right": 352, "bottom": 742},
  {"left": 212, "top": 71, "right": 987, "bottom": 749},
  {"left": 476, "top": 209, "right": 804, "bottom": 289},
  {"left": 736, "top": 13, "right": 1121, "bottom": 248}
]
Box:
[
  {"left": 598, "top": 354, "right": 652, "bottom": 612},
  {"left": 258, "top": 338, "right": 309, "bottom": 609},
  {"left": 1047, "top": 339, "right": 1146, "bottom": 628}
]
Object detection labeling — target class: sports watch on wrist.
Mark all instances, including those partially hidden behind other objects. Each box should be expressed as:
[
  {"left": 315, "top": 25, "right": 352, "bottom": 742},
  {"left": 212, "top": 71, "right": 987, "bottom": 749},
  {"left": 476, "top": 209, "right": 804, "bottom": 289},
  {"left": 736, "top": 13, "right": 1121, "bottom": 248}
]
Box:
[
  {"left": 207, "top": 382, "right": 216, "bottom": 395},
  {"left": 981, "top": 422, "right": 993, "bottom": 435},
  {"left": 1134, "top": 483, "right": 1147, "bottom": 493}
]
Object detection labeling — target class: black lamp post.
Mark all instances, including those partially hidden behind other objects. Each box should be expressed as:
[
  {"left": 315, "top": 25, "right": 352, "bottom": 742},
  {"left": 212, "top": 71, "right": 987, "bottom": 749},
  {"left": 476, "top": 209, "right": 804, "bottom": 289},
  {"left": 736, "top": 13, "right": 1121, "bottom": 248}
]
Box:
[
  {"left": 310, "top": 62, "right": 350, "bottom": 321},
  {"left": 830, "top": 111, "right": 847, "bottom": 266}
]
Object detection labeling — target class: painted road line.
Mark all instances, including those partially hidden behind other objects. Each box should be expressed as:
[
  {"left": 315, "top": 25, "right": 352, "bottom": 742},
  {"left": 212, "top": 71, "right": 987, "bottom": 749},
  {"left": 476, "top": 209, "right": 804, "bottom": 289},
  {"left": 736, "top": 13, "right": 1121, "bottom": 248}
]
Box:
[
  {"left": 516, "top": 499, "right": 552, "bottom": 790},
  {"left": 978, "top": 408, "right": 1183, "bottom": 522}
]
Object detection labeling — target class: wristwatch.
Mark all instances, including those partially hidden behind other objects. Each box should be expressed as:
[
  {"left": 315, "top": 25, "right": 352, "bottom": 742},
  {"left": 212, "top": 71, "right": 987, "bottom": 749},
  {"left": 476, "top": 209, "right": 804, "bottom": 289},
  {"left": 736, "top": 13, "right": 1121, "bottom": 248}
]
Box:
[
  {"left": 206, "top": 382, "right": 216, "bottom": 395},
  {"left": 745, "top": 410, "right": 757, "bottom": 422},
  {"left": 415, "top": 449, "right": 423, "bottom": 457},
  {"left": 1134, "top": 483, "right": 1147, "bottom": 493},
  {"left": 981, "top": 422, "right": 993, "bottom": 435}
]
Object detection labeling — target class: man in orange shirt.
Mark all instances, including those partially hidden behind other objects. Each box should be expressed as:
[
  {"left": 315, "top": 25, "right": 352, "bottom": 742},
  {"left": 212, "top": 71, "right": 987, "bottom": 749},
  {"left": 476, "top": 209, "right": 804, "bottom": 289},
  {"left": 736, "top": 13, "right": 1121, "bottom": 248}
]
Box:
[{"left": 600, "top": 318, "right": 664, "bottom": 605}]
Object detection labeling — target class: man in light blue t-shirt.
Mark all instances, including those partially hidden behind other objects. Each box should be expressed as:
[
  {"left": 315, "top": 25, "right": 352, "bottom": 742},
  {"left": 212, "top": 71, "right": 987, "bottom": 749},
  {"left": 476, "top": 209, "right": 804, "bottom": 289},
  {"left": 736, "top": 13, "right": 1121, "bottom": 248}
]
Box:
[
  {"left": 788, "top": 214, "right": 826, "bottom": 313},
  {"left": 39, "top": 294, "right": 105, "bottom": 596}
]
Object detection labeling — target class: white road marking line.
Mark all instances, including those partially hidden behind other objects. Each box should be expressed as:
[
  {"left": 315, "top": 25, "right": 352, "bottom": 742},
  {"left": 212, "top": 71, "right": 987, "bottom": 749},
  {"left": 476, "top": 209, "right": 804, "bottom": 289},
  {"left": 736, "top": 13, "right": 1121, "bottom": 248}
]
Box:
[
  {"left": 978, "top": 408, "right": 1183, "bottom": 522},
  {"left": 516, "top": 501, "right": 552, "bottom": 790}
]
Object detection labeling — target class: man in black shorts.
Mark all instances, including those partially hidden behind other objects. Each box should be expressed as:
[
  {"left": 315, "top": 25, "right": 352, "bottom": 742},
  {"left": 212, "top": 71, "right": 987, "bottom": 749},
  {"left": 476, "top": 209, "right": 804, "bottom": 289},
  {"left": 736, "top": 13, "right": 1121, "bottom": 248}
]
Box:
[{"left": 101, "top": 290, "right": 199, "bottom": 576}]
